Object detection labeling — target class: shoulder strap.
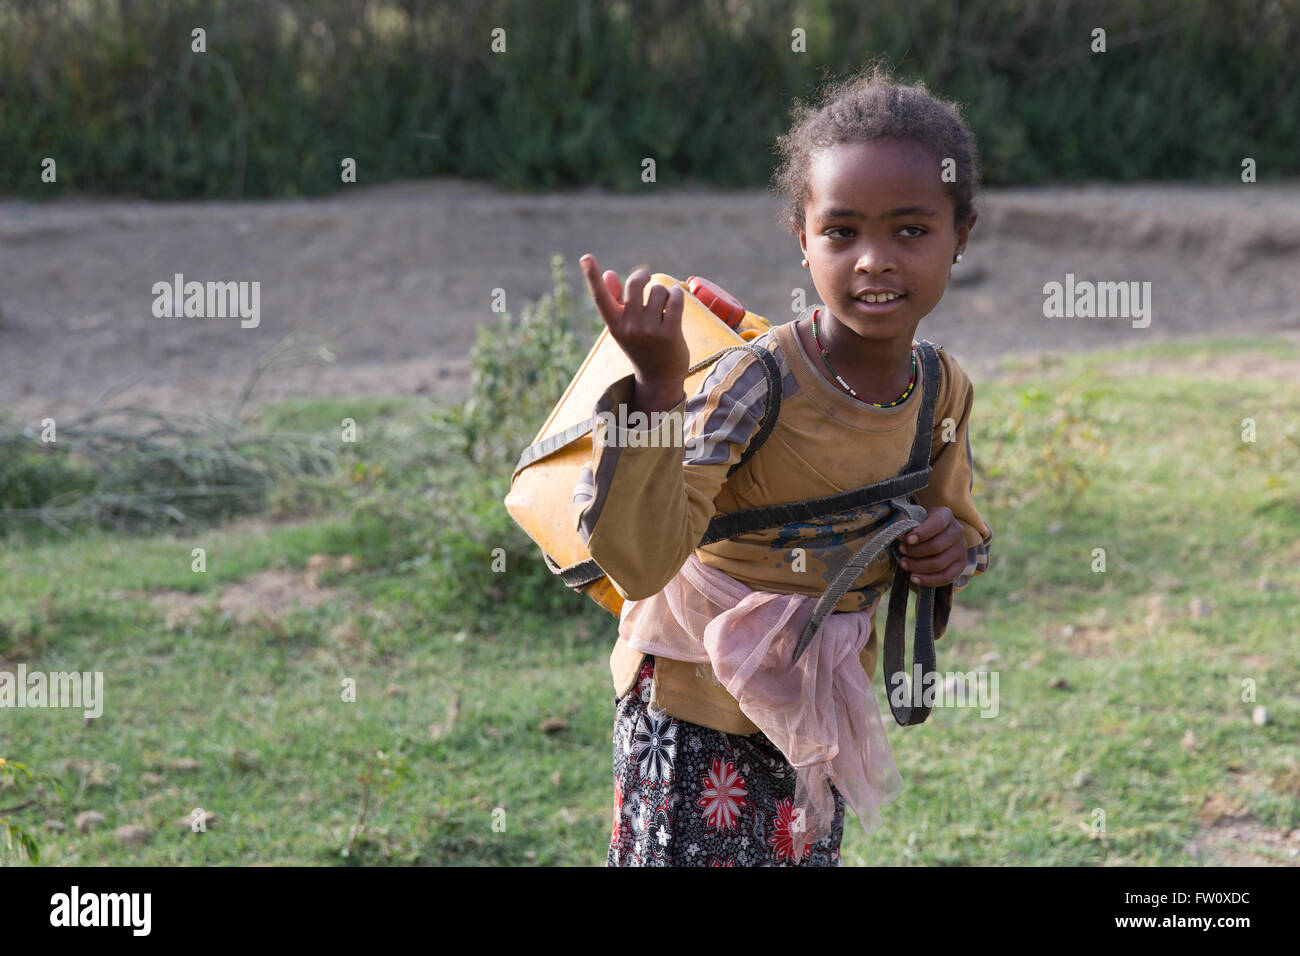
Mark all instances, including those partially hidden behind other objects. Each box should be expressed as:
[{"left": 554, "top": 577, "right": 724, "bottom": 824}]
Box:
[
  {"left": 880, "top": 565, "right": 945, "bottom": 726},
  {"left": 511, "top": 340, "right": 782, "bottom": 481},
  {"left": 512, "top": 417, "right": 595, "bottom": 479},
  {"left": 688, "top": 343, "right": 783, "bottom": 478},
  {"left": 902, "top": 340, "right": 943, "bottom": 476},
  {"left": 785, "top": 340, "right": 947, "bottom": 728}
]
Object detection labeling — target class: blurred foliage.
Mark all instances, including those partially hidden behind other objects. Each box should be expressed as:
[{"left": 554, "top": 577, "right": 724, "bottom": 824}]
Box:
[
  {"left": 340, "top": 254, "right": 601, "bottom": 626},
  {"left": 2, "top": 0, "right": 1296, "bottom": 199},
  {"left": 461, "top": 254, "right": 598, "bottom": 468},
  {"left": 0, "top": 256, "right": 602, "bottom": 626}
]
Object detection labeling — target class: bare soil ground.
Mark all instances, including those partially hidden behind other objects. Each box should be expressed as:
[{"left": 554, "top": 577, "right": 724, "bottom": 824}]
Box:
[
  {"left": 3, "top": 179, "right": 1300, "bottom": 424},
  {"left": 131, "top": 559, "right": 353, "bottom": 630}
]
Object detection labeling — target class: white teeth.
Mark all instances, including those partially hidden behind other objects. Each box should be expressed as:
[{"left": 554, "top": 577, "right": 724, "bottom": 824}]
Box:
[{"left": 860, "top": 293, "right": 900, "bottom": 303}]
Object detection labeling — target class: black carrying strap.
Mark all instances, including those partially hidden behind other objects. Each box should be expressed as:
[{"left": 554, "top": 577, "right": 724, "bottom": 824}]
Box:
[
  {"left": 543, "top": 552, "right": 605, "bottom": 589},
  {"left": 513, "top": 341, "right": 784, "bottom": 590},
  {"left": 880, "top": 566, "right": 947, "bottom": 727},
  {"left": 699, "top": 465, "right": 931, "bottom": 546},
  {"left": 787, "top": 341, "right": 945, "bottom": 727}
]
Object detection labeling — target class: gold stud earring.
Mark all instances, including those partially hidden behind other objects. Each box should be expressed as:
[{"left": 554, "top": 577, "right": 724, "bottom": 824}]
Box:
[
  {"left": 954, "top": 253, "right": 963, "bottom": 263},
  {"left": 800, "top": 258, "right": 808, "bottom": 268}
]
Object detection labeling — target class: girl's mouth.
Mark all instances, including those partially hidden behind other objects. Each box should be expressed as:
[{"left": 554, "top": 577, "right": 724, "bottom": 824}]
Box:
[{"left": 852, "top": 292, "right": 906, "bottom": 313}]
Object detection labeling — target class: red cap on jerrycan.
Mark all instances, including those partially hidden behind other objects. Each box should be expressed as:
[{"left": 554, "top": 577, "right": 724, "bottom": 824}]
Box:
[{"left": 686, "top": 276, "right": 746, "bottom": 330}]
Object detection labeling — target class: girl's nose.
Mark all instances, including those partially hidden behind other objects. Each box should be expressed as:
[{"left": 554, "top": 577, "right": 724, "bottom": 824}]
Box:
[{"left": 855, "top": 245, "right": 897, "bottom": 274}]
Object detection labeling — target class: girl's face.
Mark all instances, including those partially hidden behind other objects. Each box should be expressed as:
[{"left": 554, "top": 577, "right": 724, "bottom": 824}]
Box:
[{"left": 798, "top": 139, "right": 975, "bottom": 344}]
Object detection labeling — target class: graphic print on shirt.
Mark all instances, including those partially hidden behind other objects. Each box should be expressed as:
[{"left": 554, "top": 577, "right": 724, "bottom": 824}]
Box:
[{"left": 764, "top": 500, "right": 902, "bottom": 587}]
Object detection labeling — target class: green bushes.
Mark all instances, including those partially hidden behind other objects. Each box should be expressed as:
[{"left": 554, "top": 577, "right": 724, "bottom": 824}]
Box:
[
  {"left": 4, "top": 0, "right": 1296, "bottom": 199},
  {"left": 340, "top": 254, "right": 601, "bottom": 626},
  {"left": 460, "top": 255, "right": 597, "bottom": 467}
]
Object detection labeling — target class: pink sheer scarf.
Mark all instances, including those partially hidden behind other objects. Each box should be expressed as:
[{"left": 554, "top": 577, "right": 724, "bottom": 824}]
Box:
[{"left": 618, "top": 553, "right": 905, "bottom": 859}]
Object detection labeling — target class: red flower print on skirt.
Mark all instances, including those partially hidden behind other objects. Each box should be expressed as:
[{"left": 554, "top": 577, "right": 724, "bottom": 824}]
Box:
[{"left": 608, "top": 655, "right": 844, "bottom": 867}]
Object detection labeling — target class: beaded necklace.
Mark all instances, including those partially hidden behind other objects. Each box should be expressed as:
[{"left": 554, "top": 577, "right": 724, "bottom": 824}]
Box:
[{"left": 810, "top": 308, "right": 917, "bottom": 408}]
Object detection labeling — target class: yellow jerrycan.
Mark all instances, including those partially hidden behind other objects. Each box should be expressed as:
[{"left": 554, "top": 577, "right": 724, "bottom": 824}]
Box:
[{"left": 504, "top": 273, "right": 774, "bottom": 616}]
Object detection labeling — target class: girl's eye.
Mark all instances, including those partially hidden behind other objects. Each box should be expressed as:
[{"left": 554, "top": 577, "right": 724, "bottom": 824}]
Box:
[{"left": 826, "top": 226, "right": 926, "bottom": 240}]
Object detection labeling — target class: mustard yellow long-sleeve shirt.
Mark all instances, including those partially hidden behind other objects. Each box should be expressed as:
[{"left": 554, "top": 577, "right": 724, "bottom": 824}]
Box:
[{"left": 573, "top": 318, "right": 992, "bottom": 734}]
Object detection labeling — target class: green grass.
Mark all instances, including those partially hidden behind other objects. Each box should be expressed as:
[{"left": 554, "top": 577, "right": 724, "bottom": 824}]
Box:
[{"left": 2, "top": 334, "right": 1298, "bottom": 865}]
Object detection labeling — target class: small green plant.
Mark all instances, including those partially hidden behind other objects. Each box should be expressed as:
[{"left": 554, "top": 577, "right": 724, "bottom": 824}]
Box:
[
  {"left": 980, "top": 384, "right": 1109, "bottom": 513},
  {"left": 0, "top": 758, "right": 53, "bottom": 863},
  {"left": 342, "top": 749, "right": 412, "bottom": 861}
]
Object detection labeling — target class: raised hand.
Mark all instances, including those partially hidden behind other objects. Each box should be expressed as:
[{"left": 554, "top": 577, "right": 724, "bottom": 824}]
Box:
[{"left": 580, "top": 254, "right": 689, "bottom": 413}]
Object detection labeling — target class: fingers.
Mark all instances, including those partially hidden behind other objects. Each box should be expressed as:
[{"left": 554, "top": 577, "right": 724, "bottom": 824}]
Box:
[
  {"left": 580, "top": 254, "right": 621, "bottom": 327},
  {"left": 603, "top": 271, "right": 624, "bottom": 306},
  {"left": 623, "top": 269, "right": 651, "bottom": 321},
  {"left": 615, "top": 268, "right": 679, "bottom": 330},
  {"left": 579, "top": 259, "right": 684, "bottom": 378},
  {"left": 896, "top": 508, "right": 965, "bottom": 585},
  {"left": 900, "top": 517, "right": 963, "bottom": 559},
  {"left": 662, "top": 283, "right": 684, "bottom": 334},
  {"left": 903, "top": 555, "right": 966, "bottom": 587},
  {"left": 897, "top": 507, "right": 954, "bottom": 556},
  {"left": 898, "top": 539, "right": 960, "bottom": 573}
]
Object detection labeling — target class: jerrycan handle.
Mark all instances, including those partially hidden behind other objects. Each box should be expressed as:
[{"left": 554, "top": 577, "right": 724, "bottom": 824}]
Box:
[{"left": 686, "top": 276, "right": 746, "bottom": 330}]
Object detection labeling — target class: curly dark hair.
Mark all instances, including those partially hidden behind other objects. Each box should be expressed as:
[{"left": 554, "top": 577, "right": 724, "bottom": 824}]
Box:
[{"left": 771, "top": 62, "right": 981, "bottom": 235}]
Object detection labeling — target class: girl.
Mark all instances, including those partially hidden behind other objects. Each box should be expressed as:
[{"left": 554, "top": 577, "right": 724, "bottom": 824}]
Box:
[{"left": 576, "top": 64, "right": 993, "bottom": 867}]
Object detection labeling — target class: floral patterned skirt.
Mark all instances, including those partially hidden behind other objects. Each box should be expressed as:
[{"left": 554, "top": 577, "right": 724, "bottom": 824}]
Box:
[{"left": 607, "top": 655, "right": 845, "bottom": 867}]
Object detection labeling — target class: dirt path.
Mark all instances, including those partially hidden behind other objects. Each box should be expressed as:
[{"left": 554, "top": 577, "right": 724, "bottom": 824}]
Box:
[{"left": 2, "top": 179, "right": 1299, "bottom": 423}]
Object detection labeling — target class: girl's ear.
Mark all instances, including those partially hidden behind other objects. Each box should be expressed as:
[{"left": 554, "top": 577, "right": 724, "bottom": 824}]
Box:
[
  {"left": 956, "top": 212, "right": 977, "bottom": 244},
  {"left": 955, "top": 211, "right": 977, "bottom": 254}
]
